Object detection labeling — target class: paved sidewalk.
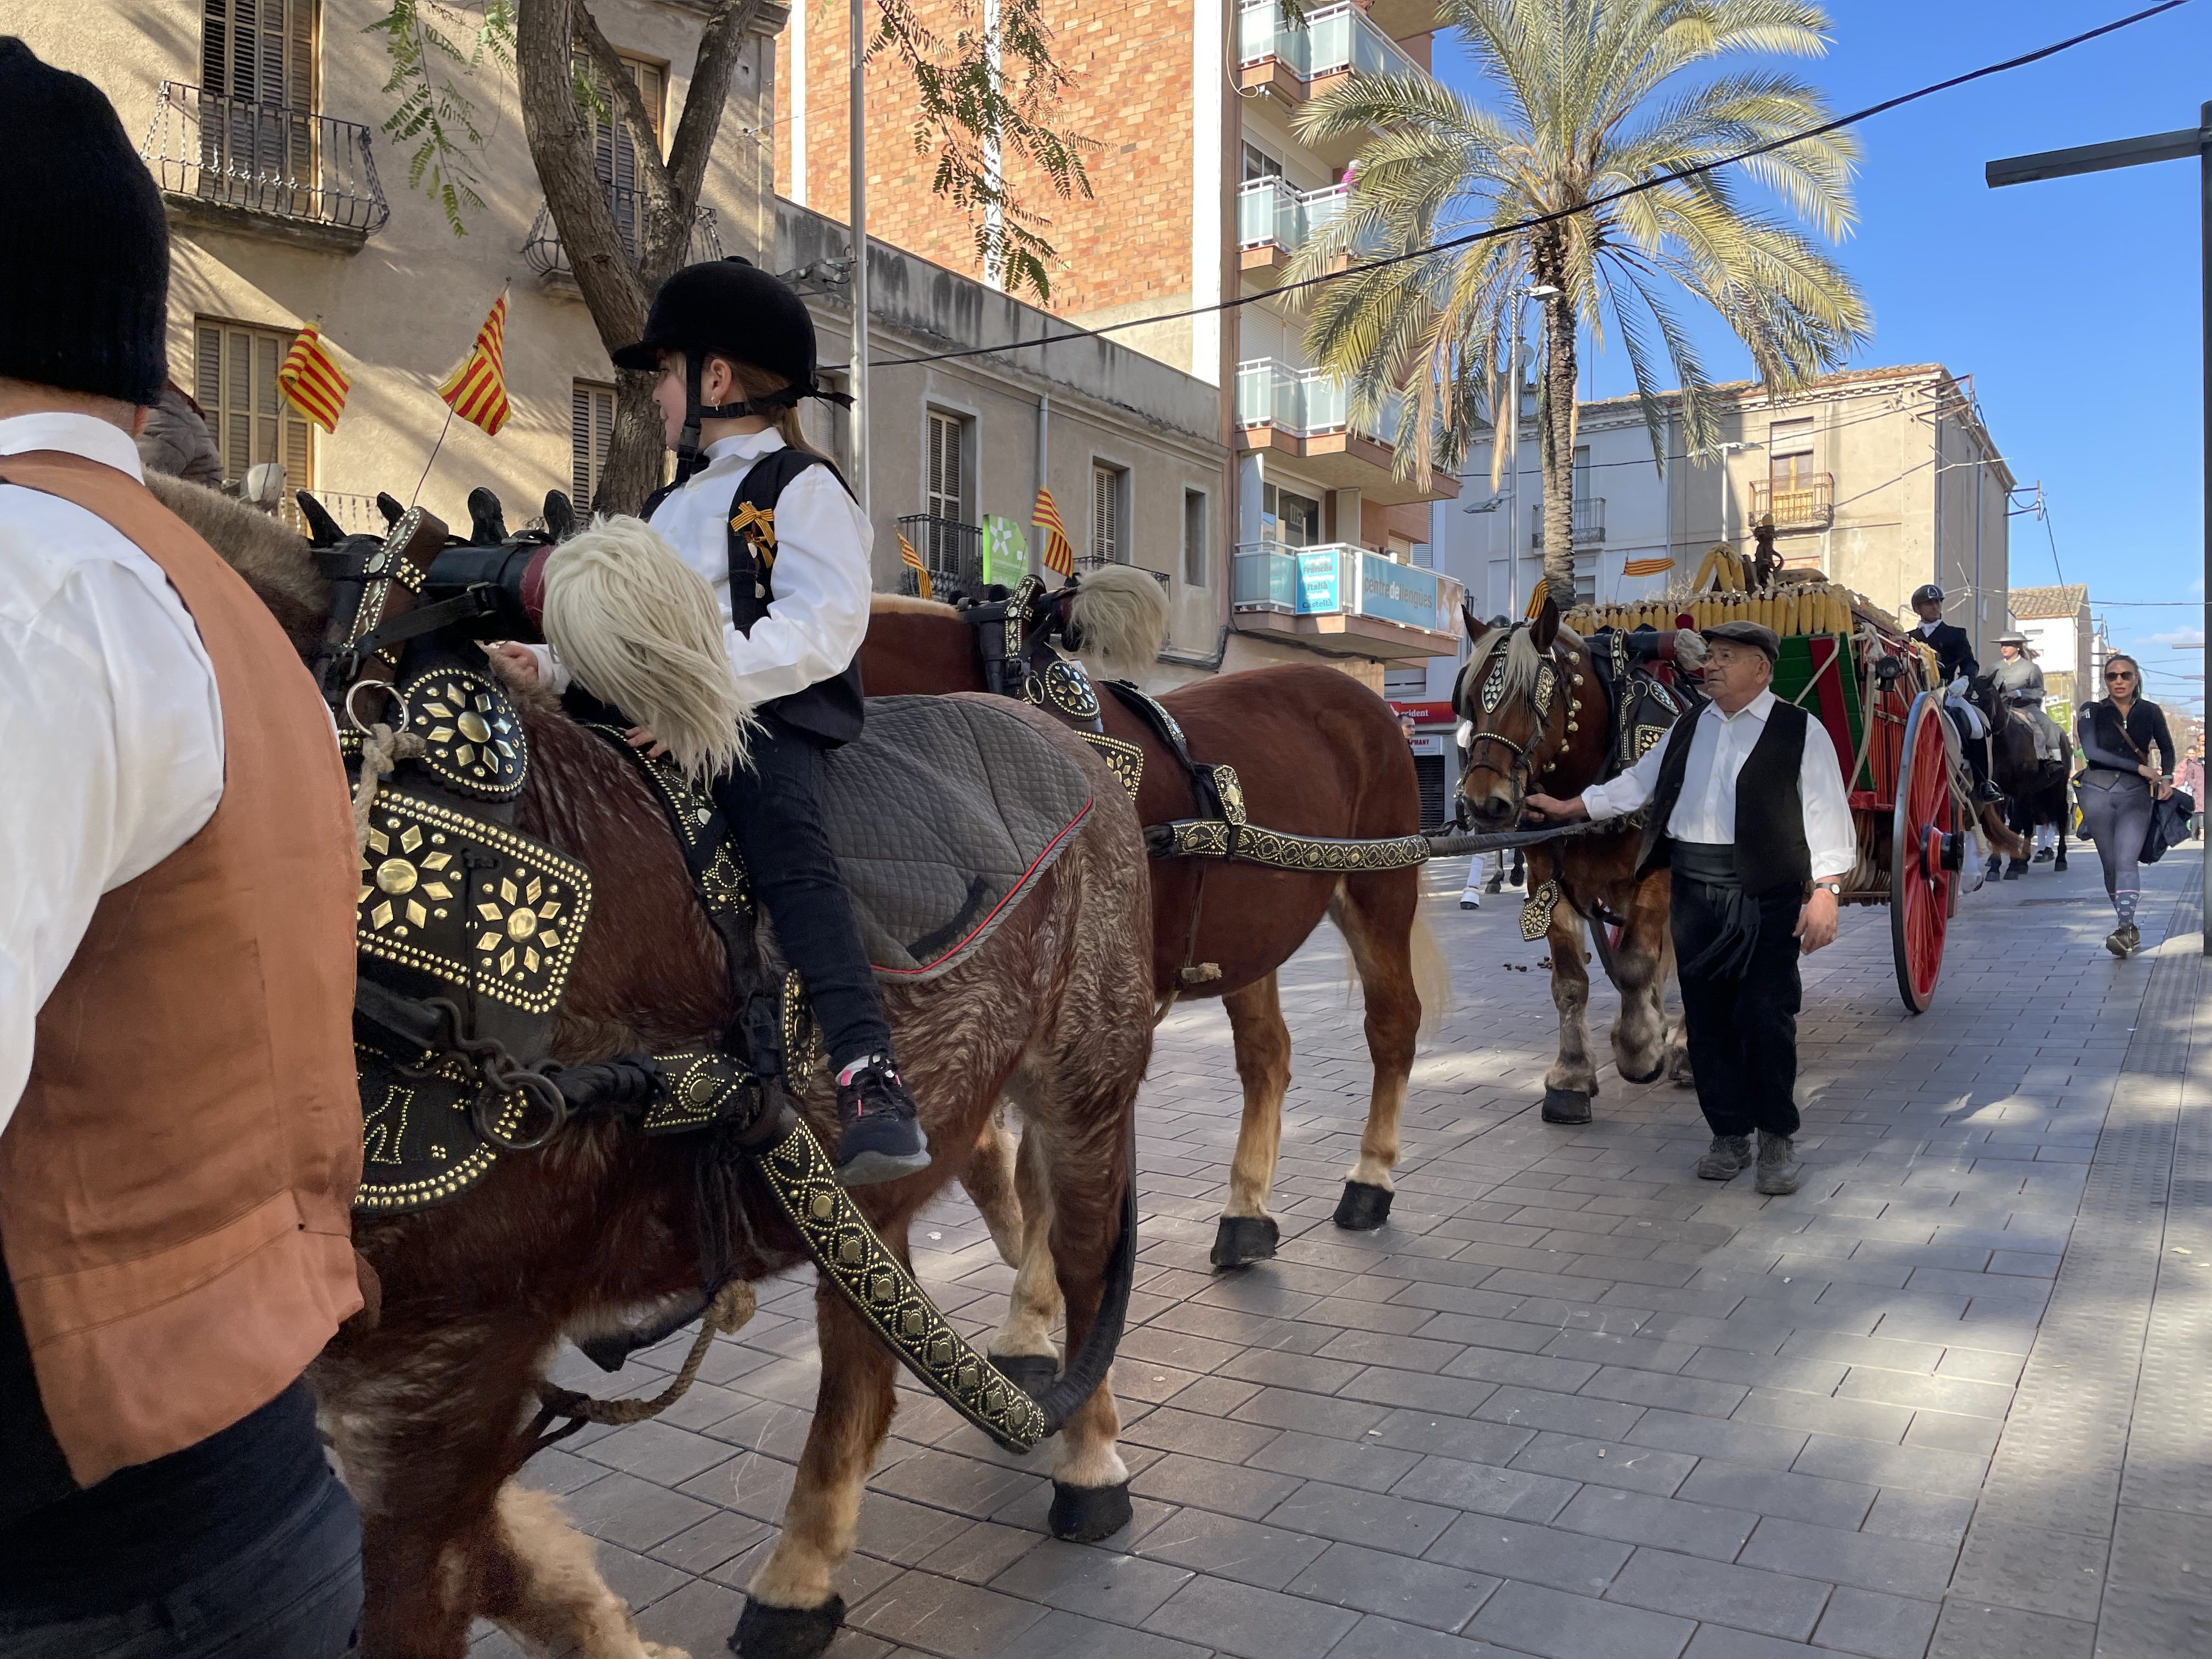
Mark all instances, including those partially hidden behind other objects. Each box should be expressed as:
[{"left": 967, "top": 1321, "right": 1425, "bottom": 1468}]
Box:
[{"left": 477, "top": 844, "right": 2209, "bottom": 1659}]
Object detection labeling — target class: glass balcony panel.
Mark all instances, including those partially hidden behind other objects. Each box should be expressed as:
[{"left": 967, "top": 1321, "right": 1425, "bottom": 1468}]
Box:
[
  {"left": 1235, "top": 360, "right": 1277, "bottom": 426},
  {"left": 1300, "top": 371, "right": 1347, "bottom": 433}
]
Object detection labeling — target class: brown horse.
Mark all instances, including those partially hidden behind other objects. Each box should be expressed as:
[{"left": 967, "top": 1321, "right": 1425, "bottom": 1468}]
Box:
[
  {"left": 1451, "top": 601, "right": 1686, "bottom": 1125},
  {"left": 157, "top": 476, "right": 1154, "bottom": 1659},
  {"left": 864, "top": 572, "right": 1446, "bottom": 1267}
]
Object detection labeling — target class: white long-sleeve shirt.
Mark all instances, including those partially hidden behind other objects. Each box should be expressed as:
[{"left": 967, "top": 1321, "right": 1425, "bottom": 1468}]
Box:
[
  {"left": 0, "top": 413, "right": 227, "bottom": 1136},
  {"left": 533, "top": 430, "right": 873, "bottom": 708},
  {"left": 1579, "top": 689, "right": 1857, "bottom": 881}
]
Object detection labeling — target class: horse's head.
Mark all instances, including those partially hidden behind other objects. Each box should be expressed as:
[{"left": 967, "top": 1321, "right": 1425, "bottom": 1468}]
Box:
[
  {"left": 1452, "top": 594, "right": 1595, "bottom": 831},
  {"left": 1964, "top": 669, "right": 2002, "bottom": 724}
]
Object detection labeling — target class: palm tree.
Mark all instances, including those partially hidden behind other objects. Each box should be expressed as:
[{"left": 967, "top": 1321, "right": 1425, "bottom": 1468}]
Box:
[{"left": 1285, "top": 0, "right": 1871, "bottom": 600}]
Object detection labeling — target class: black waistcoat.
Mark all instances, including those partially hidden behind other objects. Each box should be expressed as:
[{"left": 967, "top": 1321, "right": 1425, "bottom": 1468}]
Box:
[
  {"left": 1634, "top": 699, "right": 1813, "bottom": 898},
  {"left": 645, "top": 447, "right": 866, "bottom": 747}
]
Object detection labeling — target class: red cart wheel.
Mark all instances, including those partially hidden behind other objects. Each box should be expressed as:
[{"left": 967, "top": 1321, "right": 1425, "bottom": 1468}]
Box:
[{"left": 1891, "top": 691, "right": 1960, "bottom": 1013}]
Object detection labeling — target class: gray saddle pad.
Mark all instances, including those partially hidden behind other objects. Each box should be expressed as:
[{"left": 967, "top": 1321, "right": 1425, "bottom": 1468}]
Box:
[{"left": 824, "top": 696, "right": 1096, "bottom": 979}]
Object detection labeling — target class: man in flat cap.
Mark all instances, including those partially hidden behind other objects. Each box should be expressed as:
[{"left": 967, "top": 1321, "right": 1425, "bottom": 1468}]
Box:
[{"left": 1525, "top": 620, "right": 1855, "bottom": 1194}]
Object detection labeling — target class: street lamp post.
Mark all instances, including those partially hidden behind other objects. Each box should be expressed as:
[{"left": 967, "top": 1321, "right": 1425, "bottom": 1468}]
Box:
[{"left": 1988, "top": 104, "right": 2210, "bottom": 950}]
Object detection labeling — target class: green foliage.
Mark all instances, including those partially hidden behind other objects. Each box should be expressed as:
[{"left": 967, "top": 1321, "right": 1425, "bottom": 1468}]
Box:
[
  {"left": 366, "top": 0, "right": 517, "bottom": 237},
  {"left": 1284, "top": 0, "right": 1872, "bottom": 487}
]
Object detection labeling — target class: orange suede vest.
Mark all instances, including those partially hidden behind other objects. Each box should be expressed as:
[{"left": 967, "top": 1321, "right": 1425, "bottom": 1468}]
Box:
[{"left": 0, "top": 451, "right": 362, "bottom": 1487}]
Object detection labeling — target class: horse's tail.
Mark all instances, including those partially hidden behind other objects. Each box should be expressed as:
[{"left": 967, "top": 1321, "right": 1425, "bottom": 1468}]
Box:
[
  {"left": 1411, "top": 906, "right": 1451, "bottom": 1039},
  {"left": 539, "top": 515, "right": 753, "bottom": 785},
  {"left": 1066, "top": 565, "right": 1170, "bottom": 680}
]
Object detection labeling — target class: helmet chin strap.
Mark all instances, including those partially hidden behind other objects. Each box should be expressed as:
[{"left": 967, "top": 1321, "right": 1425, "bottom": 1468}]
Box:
[{"left": 674, "top": 356, "right": 799, "bottom": 484}]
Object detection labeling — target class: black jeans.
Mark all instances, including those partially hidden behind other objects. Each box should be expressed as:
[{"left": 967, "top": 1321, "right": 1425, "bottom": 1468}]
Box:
[
  {"left": 0, "top": 1463, "right": 360, "bottom": 1658},
  {"left": 1671, "top": 860, "right": 1804, "bottom": 1140},
  {"left": 712, "top": 712, "right": 891, "bottom": 1068}
]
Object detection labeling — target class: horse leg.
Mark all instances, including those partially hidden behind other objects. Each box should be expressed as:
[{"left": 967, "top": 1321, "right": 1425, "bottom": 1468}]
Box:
[
  {"left": 985, "top": 1119, "right": 1066, "bottom": 1399},
  {"left": 735, "top": 1262, "right": 902, "bottom": 1659},
  {"left": 1212, "top": 972, "right": 1291, "bottom": 1268},
  {"left": 1541, "top": 904, "right": 1599, "bottom": 1125},
  {"left": 479, "top": 1484, "right": 686, "bottom": 1658},
  {"left": 2054, "top": 807, "right": 2068, "bottom": 872},
  {"left": 960, "top": 1101, "right": 1026, "bottom": 1269},
  {"left": 1605, "top": 884, "right": 1671, "bottom": 1088},
  {"left": 1326, "top": 872, "right": 1425, "bottom": 1232}
]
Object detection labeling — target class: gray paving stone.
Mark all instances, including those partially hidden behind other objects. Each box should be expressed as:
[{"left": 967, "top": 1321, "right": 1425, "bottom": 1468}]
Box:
[
  {"left": 848, "top": 1569, "right": 1049, "bottom": 1659},
  {"left": 1677, "top": 1459, "right": 1876, "bottom": 1530},
  {"left": 1924, "top": 1599, "right": 2093, "bottom": 1659},
  {"left": 2089, "top": 1584, "right": 2212, "bottom": 1658},
  {"left": 1246, "top": 1427, "right": 1424, "bottom": 1492},
  {"left": 1511, "top": 1431, "right": 1695, "bottom": 1496},
  {"left": 1810, "top": 1587, "right": 1942, "bottom": 1659},
  {"left": 1129, "top": 1451, "right": 1305, "bottom": 1520},
  {"left": 1134, "top": 1508, "right": 1329, "bottom": 1589},
  {"left": 1946, "top": 1520, "right": 2107, "bottom": 1624},
  {"left": 1625, "top": 1411, "right": 1810, "bottom": 1471},
  {"left": 1790, "top": 1435, "right": 1988, "bottom": 1500},
  {"left": 986, "top": 1539, "right": 1191, "bottom": 1624},
  {"left": 1474, "top": 1386, "right": 1647, "bottom": 1440},
  {"left": 1143, "top": 1574, "right": 1362, "bottom": 1659},
  {"left": 1392, "top": 1453, "right": 1580, "bottom": 1523},
  {"left": 1266, "top": 1481, "right": 1457, "bottom": 1557},
  {"left": 2108, "top": 1503, "right": 2212, "bottom": 1594},
  {"left": 1466, "top": 1577, "right": 1696, "bottom": 1659},
  {"left": 1555, "top": 1486, "right": 1758, "bottom": 1561},
  {"left": 991, "top": 1609, "right": 1210, "bottom": 1659},
  {"left": 1424, "top": 1514, "right": 1632, "bottom": 1595},
  {"left": 1600, "top": 1546, "right": 1832, "bottom": 1638},
  {"left": 1860, "top": 1489, "right": 1974, "bottom": 1548},
  {"left": 1285, "top": 1542, "right": 1502, "bottom": 1632},
  {"left": 1322, "top": 1612, "right": 1529, "bottom": 1659},
  {"left": 1740, "top": 1516, "right": 1955, "bottom": 1598},
  {"left": 1373, "top": 1409, "right": 1542, "bottom": 1466}
]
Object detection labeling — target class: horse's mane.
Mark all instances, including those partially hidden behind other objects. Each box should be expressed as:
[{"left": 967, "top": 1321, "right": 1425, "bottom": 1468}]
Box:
[
  {"left": 145, "top": 471, "right": 330, "bottom": 649},
  {"left": 871, "top": 592, "right": 958, "bottom": 618},
  {"left": 1453, "top": 618, "right": 1585, "bottom": 716}
]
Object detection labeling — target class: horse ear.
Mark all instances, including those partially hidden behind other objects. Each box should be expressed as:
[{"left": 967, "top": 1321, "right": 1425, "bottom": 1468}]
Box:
[
  {"left": 467, "top": 487, "right": 509, "bottom": 545},
  {"left": 1461, "top": 595, "right": 1488, "bottom": 644},
  {"left": 295, "top": 490, "right": 343, "bottom": 548},
  {"left": 543, "top": 491, "right": 577, "bottom": 542},
  {"left": 1531, "top": 593, "right": 1561, "bottom": 652},
  {"left": 376, "top": 492, "right": 406, "bottom": 527}
]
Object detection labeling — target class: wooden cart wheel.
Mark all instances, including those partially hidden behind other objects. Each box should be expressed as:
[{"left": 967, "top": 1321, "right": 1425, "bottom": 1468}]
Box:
[{"left": 1891, "top": 691, "right": 1960, "bottom": 1013}]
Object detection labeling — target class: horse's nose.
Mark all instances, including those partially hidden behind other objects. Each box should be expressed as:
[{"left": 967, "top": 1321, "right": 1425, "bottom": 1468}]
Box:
[{"left": 1462, "top": 785, "right": 1517, "bottom": 830}]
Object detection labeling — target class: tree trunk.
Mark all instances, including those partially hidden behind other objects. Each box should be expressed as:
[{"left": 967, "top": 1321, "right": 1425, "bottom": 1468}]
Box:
[{"left": 1532, "top": 238, "right": 1578, "bottom": 606}]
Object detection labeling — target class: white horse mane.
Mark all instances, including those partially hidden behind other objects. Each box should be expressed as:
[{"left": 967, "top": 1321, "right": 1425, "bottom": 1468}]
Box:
[{"left": 1454, "top": 619, "right": 1584, "bottom": 716}]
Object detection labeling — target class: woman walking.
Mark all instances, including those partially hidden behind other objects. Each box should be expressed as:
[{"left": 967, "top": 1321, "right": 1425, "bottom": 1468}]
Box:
[{"left": 2075, "top": 654, "right": 2176, "bottom": 958}]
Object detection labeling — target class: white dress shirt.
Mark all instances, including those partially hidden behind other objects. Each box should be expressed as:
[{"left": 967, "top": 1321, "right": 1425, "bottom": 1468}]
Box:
[
  {"left": 533, "top": 430, "right": 873, "bottom": 709},
  {"left": 1579, "top": 689, "right": 1858, "bottom": 881},
  {"left": 0, "top": 413, "right": 227, "bottom": 1136}
]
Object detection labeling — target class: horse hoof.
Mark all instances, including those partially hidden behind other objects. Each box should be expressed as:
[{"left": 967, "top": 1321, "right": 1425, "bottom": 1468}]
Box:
[
  {"left": 1049, "top": 1480, "right": 1134, "bottom": 1542},
  {"left": 1333, "top": 1181, "right": 1394, "bottom": 1231},
  {"left": 989, "top": 1352, "right": 1060, "bottom": 1400},
  {"left": 1542, "top": 1088, "right": 1594, "bottom": 1125},
  {"left": 731, "top": 1594, "right": 845, "bottom": 1659},
  {"left": 1210, "top": 1214, "right": 1279, "bottom": 1269},
  {"left": 2004, "top": 861, "right": 2027, "bottom": 879},
  {"left": 1618, "top": 1060, "right": 1665, "bottom": 1086}
]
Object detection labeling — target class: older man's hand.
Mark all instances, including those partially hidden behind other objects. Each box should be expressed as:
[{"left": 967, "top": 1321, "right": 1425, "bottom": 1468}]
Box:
[
  {"left": 1793, "top": 888, "right": 1839, "bottom": 955},
  {"left": 1522, "top": 793, "right": 1584, "bottom": 823}
]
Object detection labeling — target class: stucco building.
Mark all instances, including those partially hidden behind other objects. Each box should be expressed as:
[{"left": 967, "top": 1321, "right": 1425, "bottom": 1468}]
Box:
[{"left": 2008, "top": 583, "right": 2094, "bottom": 721}]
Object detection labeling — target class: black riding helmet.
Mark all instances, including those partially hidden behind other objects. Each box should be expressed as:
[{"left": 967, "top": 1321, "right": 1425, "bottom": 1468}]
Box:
[
  {"left": 612, "top": 257, "right": 851, "bottom": 480},
  {"left": 1910, "top": 583, "right": 1945, "bottom": 610}
]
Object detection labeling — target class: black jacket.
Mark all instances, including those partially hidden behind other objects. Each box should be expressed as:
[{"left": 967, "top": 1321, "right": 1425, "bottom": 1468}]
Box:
[
  {"left": 2077, "top": 698, "right": 2174, "bottom": 778},
  {"left": 1915, "top": 619, "right": 1978, "bottom": 684}
]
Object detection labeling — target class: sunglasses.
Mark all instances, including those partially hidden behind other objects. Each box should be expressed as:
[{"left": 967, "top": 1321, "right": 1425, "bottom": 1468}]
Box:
[{"left": 2106, "top": 670, "right": 2136, "bottom": 680}]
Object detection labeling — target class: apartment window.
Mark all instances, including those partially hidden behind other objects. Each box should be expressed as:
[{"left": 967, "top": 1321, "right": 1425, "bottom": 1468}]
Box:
[
  {"left": 594, "top": 54, "right": 667, "bottom": 189},
  {"left": 1768, "top": 416, "right": 1816, "bottom": 490},
  {"left": 571, "top": 381, "right": 616, "bottom": 511},
  {"left": 1262, "top": 482, "right": 1321, "bottom": 547},
  {"left": 201, "top": 0, "right": 316, "bottom": 108},
  {"left": 1242, "top": 143, "right": 1284, "bottom": 182},
  {"left": 1182, "top": 489, "right": 1209, "bottom": 586},
  {"left": 1091, "top": 462, "right": 1128, "bottom": 565},
  {"left": 195, "top": 318, "right": 311, "bottom": 499},
  {"left": 926, "top": 410, "right": 969, "bottom": 523}
]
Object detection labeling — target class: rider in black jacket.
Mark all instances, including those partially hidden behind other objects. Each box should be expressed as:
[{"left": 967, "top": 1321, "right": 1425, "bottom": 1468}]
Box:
[{"left": 1912, "top": 583, "right": 2001, "bottom": 803}]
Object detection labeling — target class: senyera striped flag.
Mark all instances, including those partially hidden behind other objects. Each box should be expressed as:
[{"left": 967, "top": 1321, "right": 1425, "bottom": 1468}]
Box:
[
  {"left": 1622, "top": 556, "right": 1675, "bottom": 578},
  {"left": 898, "top": 530, "right": 933, "bottom": 599},
  {"left": 437, "top": 290, "right": 511, "bottom": 437},
  {"left": 276, "top": 326, "right": 349, "bottom": 433},
  {"left": 1031, "top": 486, "right": 1075, "bottom": 577}
]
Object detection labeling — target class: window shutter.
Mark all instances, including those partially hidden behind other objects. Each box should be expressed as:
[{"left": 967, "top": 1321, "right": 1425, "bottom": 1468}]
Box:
[
  {"left": 572, "top": 382, "right": 615, "bottom": 510},
  {"left": 202, "top": 0, "right": 315, "bottom": 105},
  {"left": 196, "top": 317, "right": 315, "bottom": 498},
  {"left": 1092, "top": 464, "right": 1121, "bottom": 563},
  {"left": 1182, "top": 490, "right": 1206, "bottom": 586},
  {"left": 927, "top": 414, "right": 964, "bottom": 522}
]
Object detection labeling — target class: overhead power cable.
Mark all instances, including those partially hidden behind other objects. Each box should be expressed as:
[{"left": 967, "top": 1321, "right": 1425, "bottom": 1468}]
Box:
[{"left": 874, "top": 0, "right": 2194, "bottom": 371}]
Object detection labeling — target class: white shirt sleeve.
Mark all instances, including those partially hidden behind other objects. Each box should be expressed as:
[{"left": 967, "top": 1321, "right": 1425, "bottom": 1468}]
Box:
[
  {"left": 1801, "top": 716, "right": 1858, "bottom": 881},
  {"left": 1579, "top": 724, "right": 1674, "bottom": 822},
  {"left": 0, "top": 560, "right": 224, "bottom": 1133},
  {"left": 521, "top": 642, "right": 573, "bottom": 695},
  {"left": 723, "top": 466, "right": 873, "bottom": 708}
]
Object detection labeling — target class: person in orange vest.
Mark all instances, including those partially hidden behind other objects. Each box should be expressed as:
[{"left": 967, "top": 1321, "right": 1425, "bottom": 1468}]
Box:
[{"left": 0, "top": 40, "right": 365, "bottom": 1656}]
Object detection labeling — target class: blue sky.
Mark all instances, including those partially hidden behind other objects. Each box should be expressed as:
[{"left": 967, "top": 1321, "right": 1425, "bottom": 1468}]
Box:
[{"left": 1432, "top": 1, "right": 2209, "bottom": 713}]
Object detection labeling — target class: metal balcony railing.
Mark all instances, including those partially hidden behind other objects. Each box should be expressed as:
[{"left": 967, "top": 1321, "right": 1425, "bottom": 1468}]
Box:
[
  {"left": 1232, "top": 540, "right": 1463, "bottom": 636},
  {"left": 1751, "top": 473, "right": 1835, "bottom": 529},
  {"left": 140, "top": 82, "right": 390, "bottom": 235},
  {"left": 1530, "top": 497, "right": 1607, "bottom": 548},
  {"left": 1239, "top": 0, "right": 1426, "bottom": 83},
  {"left": 896, "top": 514, "right": 984, "bottom": 596},
  {"left": 1234, "top": 359, "right": 1406, "bottom": 445},
  {"left": 524, "top": 185, "right": 725, "bottom": 283},
  {"left": 1237, "top": 177, "right": 1355, "bottom": 254}
]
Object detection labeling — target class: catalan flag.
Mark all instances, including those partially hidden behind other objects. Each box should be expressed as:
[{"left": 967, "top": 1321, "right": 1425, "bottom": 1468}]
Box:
[
  {"left": 436, "top": 290, "right": 511, "bottom": 437},
  {"left": 276, "top": 325, "right": 349, "bottom": 432},
  {"left": 1032, "top": 485, "right": 1075, "bottom": 578},
  {"left": 898, "top": 529, "right": 932, "bottom": 599},
  {"left": 1525, "top": 578, "right": 1549, "bottom": 618},
  {"left": 1622, "top": 556, "right": 1674, "bottom": 578}
]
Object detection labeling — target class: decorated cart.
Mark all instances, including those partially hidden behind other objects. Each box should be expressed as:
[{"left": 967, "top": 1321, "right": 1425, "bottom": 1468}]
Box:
[{"left": 1564, "top": 547, "right": 1968, "bottom": 1014}]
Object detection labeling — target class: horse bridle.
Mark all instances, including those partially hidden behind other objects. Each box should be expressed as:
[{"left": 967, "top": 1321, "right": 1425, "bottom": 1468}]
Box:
[{"left": 1455, "top": 626, "right": 1577, "bottom": 801}]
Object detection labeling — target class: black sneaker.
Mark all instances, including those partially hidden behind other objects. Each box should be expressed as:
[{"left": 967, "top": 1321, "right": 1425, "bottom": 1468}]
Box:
[{"left": 833, "top": 1057, "right": 932, "bottom": 1186}]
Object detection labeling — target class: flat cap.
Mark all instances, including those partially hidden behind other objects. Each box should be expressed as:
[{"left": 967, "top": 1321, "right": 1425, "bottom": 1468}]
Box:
[{"left": 1700, "top": 619, "right": 1780, "bottom": 662}]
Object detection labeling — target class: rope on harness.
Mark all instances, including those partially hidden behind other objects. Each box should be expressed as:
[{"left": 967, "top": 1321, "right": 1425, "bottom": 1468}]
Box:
[
  {"left": 350, "top": 721, "right": 427, "bottom": 860},
  {"left": 524, "top": 1278, "right": 758, "bottom": 1452}
]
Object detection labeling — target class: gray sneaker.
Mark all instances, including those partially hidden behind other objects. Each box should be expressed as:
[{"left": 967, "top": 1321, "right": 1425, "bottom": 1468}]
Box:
[
  {"left": 1755, "top": 1131, "right": 1802, "bottom": 1196},
  {"left": 1695, "top": 1135, "right": 1753, "bottom": 1181},
  {"left": 2106, "top": 923, "right": 2140, "bottom": 959}
]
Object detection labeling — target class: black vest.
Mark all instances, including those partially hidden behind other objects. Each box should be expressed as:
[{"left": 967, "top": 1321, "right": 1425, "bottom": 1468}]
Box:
[
  {"left": 1635, "top": 699, "right": 1813, "bottom": 898},
  {"left": 645, "top": 447, "right": 866, "bottom": 746}
]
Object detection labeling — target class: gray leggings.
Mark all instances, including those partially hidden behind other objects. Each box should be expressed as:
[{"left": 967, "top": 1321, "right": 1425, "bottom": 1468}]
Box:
[{"left": 2078, "top": 773, "right": 2151, "bottom": 922}]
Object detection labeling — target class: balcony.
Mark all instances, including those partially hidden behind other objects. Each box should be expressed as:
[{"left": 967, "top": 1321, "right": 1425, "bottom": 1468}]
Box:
[
  {"left": 1238, "top": 177, "right": 1360, "bottom": 275},
  {"left": 1529, "top": 497, "right": 1607, "bottom": 548},
  {"left": 139, "top": 82, "right": 388, "bottom": 251},
  {"left": 1751, "top": 473, "right": 1835, "bottom": 531},
  {"left": 896, "top": 514, "right": 984, "bottom": 597},
  {"left": 1238, "top": 1, "right": 1427, "bottom": 162},
  {"left": 1233, "top": 541, "right": 1465, "bottom": 660},
  {"left": 1234, "top": 359, "right": 1457, "bottom": 506},
  {"left": 524, "top": 186, "right": 725, "bottom": 291}
]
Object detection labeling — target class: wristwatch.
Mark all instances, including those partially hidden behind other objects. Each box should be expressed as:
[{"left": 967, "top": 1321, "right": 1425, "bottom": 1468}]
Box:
[{"left": 1814, "top": 882, "right": 1842, "bottom": 898}]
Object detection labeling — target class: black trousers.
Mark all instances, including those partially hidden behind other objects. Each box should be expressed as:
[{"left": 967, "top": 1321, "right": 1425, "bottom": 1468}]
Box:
[
  {"left": 1671, "top": 872, "right": 1804, "bottom": 1139},
  {"left": 710, "top": 712, "right": 891, "bottom": 1069}
]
